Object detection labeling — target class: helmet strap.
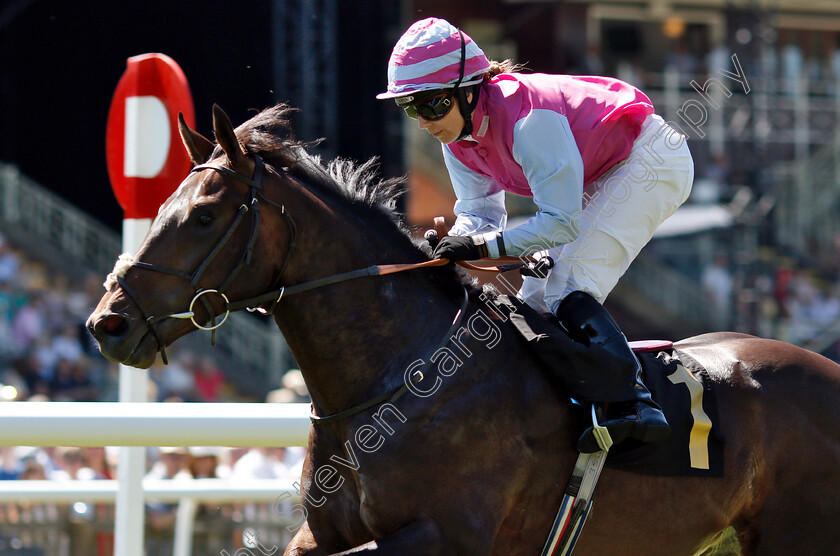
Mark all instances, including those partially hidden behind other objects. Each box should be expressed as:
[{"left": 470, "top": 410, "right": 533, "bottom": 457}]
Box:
[
  {"left": 452, "top": 30, "right": 482, "bottom": 141},
  {"left": 455, "top": 85, "right": 481, "bottom": 141}
]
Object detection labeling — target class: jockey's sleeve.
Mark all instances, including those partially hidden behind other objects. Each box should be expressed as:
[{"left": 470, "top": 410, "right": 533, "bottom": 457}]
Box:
[
  {"left": 501, "top": 109, "right": 585, "bottom": 257},
  {"left": 443, "top": 146, "right": 508, "bottom": 238}
]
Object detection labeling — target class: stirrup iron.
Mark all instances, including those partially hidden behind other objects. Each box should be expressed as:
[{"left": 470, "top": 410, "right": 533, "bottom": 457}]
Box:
[{"left": 589, "top": 404, "right": 613, "bottom": 452}]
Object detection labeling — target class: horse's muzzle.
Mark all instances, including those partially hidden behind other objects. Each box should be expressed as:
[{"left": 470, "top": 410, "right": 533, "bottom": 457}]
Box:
[
  {"left": 86, "top": 310, "right": 159, "bottom": 369},
  {"left": 88, "top": 313, "right": 128, "bottom": 339}
]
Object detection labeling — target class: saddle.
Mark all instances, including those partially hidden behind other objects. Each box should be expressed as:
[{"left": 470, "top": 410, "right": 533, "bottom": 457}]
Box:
[{"left": 488, "top": 294, "right": 724, "bottom": 478}]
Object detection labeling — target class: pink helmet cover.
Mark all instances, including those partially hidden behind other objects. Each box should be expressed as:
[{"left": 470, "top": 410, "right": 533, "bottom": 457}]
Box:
[{"left": 377, "top": 18, "right": 490, "bottom": 99}]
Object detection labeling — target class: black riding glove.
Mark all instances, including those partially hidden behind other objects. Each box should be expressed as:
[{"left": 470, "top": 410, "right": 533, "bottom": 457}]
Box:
[{"left": 432, "top": 235, "right": 489, "bottom": 261}]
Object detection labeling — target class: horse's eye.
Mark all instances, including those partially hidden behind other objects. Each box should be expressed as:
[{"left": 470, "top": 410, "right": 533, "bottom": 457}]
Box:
[{"left": 197, "top": 213, "right": 213, "bottom": 226}]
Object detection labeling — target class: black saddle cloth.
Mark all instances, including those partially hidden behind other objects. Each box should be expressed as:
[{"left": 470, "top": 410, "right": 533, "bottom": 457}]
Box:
[{"left": 491, "top": 294, "right": 724, "bottom": 477}]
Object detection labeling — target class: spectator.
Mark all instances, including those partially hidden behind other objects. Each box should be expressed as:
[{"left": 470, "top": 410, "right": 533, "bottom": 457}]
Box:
[
  {"left": 146, "top": 447, "right": 191, "bottom": 481},
  {"left": 281, "top": 369, "right": 309, "bottom": 403},
  {"left": 19, "top": 454, "right": 48, "bottom": 480},
  {"left": 787, "top": 270, "right": 840, "bottom": 344},
  {"left": 583, "top": 43, "right": 604, "bottom": 75},
  {"left": 0, "top": 447, "right": 20, "bottom": 480},
  {"left": 13, "top": 352, "right": 49, "bottom": 399},
  {"left": 231, "top": 447, "right": 289, "bottom": 480},
  {"left": 0, "top": 237, "right": 20, "bottom": 285},
  {"left": 188, "top": 447, "right": 224, "bottom": 479},
  {"left": 81, "top": 446, "right": 114, "bottom": 480},
  {"left": 665, "top": 41, "right": 699, "bottom": 81},
  {"left": 12, "top": 293, "right": 46, "bottom": 352},
  {"left": 193, "top": 356, "right": 226, "bottom": 402},
  {"left": 145, "top": 447, "right": 191, "bottom": 555},
  {"left": 283, "top": 447, "right": 306, "bottom": 482},
  {"left": 754, "top": 273, "right": 780, "bottom": 339},
  {"left": 774, "top": 265, "right": 795, "bottom": 319},
  {"left": 701, "top": 253, "right": 734, "bottom": 327},
  {"left": 782, "top": 42, "right": 804, "bottom": 97},
  {"left": 14, "top": 447, "right": 59, "bottom": 479},
  {"left": 188, "top": 446, "right": 229, "bottom": 521},
  {"left": 52, "top": 447, "right": 98, "bottom": 481},
  {"left": 703, "top": 154, "right": 731, "bottom": 198},
  {"left": 152, "top": 351, "right": 196, "bottom": 401},
  {"left": 51, "top": 324, "right": 84, "bottom": 364},
  {"left": 49, "top": 357, "right": 94, "bottom": 401}
]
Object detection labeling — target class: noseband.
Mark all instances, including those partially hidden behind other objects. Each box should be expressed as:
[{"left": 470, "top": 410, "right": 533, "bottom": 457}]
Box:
[
  {"left": 113, "top": 153, "right": 457, "bottom": 365},
  {"left": 115, "top": 154, "right": 297, "bottom": 364}
]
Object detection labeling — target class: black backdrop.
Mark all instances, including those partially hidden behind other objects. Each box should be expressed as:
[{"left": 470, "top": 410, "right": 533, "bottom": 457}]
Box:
[{"left": 0, "top": 0, "right": 403, "bottom": 230}]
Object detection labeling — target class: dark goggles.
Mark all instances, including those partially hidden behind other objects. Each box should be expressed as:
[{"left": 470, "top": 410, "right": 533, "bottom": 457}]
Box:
[{"left": 399, "top": 92, "right": 455, "bottom": 121}]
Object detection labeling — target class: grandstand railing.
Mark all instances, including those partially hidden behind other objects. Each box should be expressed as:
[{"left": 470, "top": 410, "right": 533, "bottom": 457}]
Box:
[
  {"left": 648, "top": 70, "right": 840, "bottom": 257},
  {"left": 772, "top": 139, "right": 840, "bottom": 254},
  {"left": 619, "top": 252, "right": 724, "bottom": 333},
  {"left": 0, "top": 163, "right": 290, "bottom": 393}
]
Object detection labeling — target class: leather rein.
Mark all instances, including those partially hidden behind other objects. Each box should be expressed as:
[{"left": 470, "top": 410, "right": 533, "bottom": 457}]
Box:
[{"left": 114, "top": 155, "right": 530, "bottom": 420}]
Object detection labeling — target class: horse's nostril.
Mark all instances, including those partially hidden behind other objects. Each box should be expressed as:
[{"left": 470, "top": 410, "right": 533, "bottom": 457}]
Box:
[{"left": 98, "top": 314, "right": 128, "bottom": 337}]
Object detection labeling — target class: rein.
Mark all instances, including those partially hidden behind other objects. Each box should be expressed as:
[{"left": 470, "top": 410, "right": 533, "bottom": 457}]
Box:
[
  {"left": 225, "top": 258, "right": 451, "bottom": 312},
  {"left": 113, "top": 155, "right": 535, "bottom": 419}
]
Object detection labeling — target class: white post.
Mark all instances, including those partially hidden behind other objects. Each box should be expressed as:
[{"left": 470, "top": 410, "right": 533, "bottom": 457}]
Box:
[
  {"left": 107, "top": 54, "right": 195, "bottom": 554},
  {"left": 115, "top": 217, "right": 152, "bottom": 556},
  {"left": 173, "top": 497, "right": 198, "bottom": 556}
]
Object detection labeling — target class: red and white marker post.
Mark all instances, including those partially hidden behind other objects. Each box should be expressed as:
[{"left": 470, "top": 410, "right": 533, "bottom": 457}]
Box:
[{"left": 105, "top": 53, "right": 194, "bottom": 556}]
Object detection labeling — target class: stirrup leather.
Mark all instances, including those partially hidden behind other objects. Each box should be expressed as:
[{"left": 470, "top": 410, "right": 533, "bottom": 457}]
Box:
[{"left": 541, "top": 407, "right": 611, "bottom": 556}]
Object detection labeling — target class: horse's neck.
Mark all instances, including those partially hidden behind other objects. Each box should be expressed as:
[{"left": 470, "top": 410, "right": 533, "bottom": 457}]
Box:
[{"left": 273, "top": 239, "right": 462, "bottom": 417}]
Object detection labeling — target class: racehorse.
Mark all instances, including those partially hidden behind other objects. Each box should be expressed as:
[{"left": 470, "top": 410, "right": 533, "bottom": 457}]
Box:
[{"left": 87, "top": 104, "right": 840, "bottom": 555}]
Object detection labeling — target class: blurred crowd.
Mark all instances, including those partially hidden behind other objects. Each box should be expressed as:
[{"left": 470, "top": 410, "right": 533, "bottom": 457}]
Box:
[
  {"left": 603, "top": 33, "right": 840, "bottom": 97},
  {"left": 700, "top": 234, "right": 840, "bottom": 360},
  {"left": 0, "top": 230, "right": 310, "bottom": 405},
  {"left": 0, "top": 232, "right": 106, "bottom": 403},
  {"left": 0, "top": 230, "right": 311, "bottom": 554},
  {"left": 0, "top": 435, "right": 306, "bottom": 484},
  {"left": 0, "top": 443, "right": 306, "bottom": 556}
]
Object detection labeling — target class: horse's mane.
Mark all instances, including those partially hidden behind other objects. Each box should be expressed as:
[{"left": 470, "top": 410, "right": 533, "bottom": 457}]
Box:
[{"left": 218, "top": 104, "right": 477, "bottom": 298}]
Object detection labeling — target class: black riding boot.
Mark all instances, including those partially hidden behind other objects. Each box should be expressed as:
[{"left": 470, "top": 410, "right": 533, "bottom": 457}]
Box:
[{"left": 555, "top": 291, "right": 670, "bottom": 453}]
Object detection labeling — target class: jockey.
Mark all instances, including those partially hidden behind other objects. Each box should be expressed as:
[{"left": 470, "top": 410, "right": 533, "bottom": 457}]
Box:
[{"left": 378, "top": 17, "right": 695, "bottom": 453}]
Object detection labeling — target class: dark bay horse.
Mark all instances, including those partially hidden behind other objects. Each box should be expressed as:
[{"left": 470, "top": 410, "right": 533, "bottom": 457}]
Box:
[{"left": 87, "top": 104, "right": 840, "bottom": 555}]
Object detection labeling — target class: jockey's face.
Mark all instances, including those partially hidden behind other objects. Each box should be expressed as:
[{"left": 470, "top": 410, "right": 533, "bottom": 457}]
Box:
[{"left": 417, "top": 93, "right": 470, "bottom": 144}]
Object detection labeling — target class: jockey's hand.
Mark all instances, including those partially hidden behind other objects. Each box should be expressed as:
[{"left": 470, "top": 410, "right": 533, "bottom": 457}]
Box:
[{"left": 432, "top": 235, "right": 489, "bottom": 261}]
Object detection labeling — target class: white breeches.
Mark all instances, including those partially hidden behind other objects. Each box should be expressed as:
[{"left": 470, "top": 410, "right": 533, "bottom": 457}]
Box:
[{"left": 519, "top": 114, "right": 695, "bottom": 313}]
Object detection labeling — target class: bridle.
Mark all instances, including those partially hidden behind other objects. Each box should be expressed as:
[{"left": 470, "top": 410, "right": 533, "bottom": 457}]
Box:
[
  {"left": 112, "top": 152, "right": 540, "bottom": 421},
  {"left": 114, "top": 154, "right": 455, "bottom": 365},
  {"left": 115, "top": 154, "right": 298, "bottom": 364}
]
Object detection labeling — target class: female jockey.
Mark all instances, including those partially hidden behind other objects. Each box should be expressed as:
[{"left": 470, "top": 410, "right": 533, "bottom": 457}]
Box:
[{"left": 377, "top": 17, "right": 694, "bottom": 453}]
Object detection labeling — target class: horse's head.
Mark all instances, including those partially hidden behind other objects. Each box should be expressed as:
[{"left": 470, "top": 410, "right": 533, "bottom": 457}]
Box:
[
  {"left": 87, "top": 105, "right": 300, "bottom": 368},
  {"left": 88, "top": 103, "right": 466, "bottom": 370}
]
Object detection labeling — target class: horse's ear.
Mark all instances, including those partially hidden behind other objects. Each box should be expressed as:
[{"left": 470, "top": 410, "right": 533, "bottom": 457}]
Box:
[
  {"left": 178, "top": 112, "right": 214, "bottom": 166},
  {"left": 212, "top": 104, "right": 248, "bottom": 169}
]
